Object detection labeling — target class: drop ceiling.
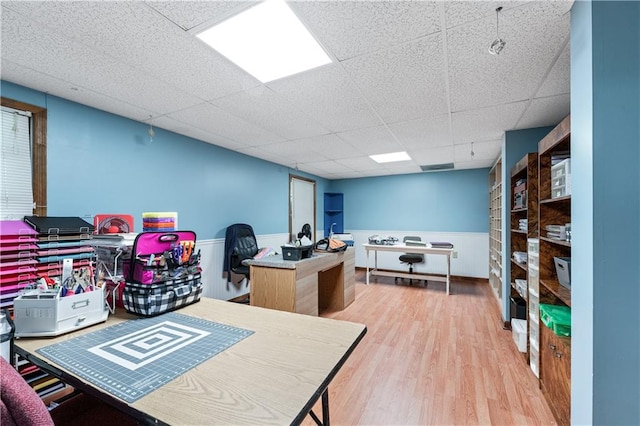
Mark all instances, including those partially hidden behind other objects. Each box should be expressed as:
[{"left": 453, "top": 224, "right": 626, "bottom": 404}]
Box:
[{"left": 0, "top": 1, "right": 572, "bottom": 179}]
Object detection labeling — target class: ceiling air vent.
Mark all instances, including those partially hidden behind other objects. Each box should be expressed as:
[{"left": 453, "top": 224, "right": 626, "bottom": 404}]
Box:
[{"left": 420, "top": 163, "right": 454, "bottom": 172}]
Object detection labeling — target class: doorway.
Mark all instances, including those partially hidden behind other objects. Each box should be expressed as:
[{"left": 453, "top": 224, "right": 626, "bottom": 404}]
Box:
[{"left": 289, "top": 175, "right": 316, "bottom": 244}]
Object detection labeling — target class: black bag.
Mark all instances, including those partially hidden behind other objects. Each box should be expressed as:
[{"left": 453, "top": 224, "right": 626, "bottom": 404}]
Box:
[{"left": 315, "top": 238, "right": 347, "bottom": 252}]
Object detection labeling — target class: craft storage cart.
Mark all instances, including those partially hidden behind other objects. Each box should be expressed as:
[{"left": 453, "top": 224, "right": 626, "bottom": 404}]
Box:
[
  {"left": 90, "top": 233, "right": 137, "bottom": 312},
  {"left": 12, "top": 217, "right": 109, "bottom": 337}
]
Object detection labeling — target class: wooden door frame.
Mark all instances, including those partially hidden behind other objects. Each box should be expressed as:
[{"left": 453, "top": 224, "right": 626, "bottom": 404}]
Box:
[{"left": 288, "top": 174, "right": 316, "bottom": 243}]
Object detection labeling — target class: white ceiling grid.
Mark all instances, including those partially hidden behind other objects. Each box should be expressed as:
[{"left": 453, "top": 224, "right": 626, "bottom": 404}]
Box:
[{"left": 0, "top": 0, "right": 572, "bottom": 179}]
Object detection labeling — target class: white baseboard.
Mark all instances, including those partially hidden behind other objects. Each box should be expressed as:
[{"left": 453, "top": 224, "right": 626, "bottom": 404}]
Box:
[
  {"left": 198, "top": 233, "right": 290, "bottom": 300},
  {"left": 347, "top": 230, "right": 488, "bottom": 279},
  {"left": 198, "top": 230, "right": 488, "bottom": 300}
]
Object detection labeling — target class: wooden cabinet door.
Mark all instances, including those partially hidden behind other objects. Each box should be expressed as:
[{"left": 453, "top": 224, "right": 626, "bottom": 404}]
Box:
[{"left": 540, "top": 324, "right": 571, "bottom": 425}]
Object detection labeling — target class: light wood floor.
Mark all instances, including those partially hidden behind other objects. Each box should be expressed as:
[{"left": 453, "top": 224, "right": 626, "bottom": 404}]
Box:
[{"left": 305, "top": 271, "right": 557, "bottom": 426}]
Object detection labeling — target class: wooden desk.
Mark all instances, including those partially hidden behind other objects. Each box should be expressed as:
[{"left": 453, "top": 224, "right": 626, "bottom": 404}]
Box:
[
  {"left": 14, "top": 298, "right": 366, "bottom": 425},
  {"left": 363, "top": 243, "right": 453, "bottom": 294},
  {"left": 248, "top": 248, "right": 355, "bottom": 316}
]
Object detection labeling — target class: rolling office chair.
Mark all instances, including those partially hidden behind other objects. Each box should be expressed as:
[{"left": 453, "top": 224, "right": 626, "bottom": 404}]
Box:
[
  {"left": 223, "top": 223, "right": 259, "bottom": 287},
  {"left": 398, "top": 236, "right": 425, "bottom": 285}
]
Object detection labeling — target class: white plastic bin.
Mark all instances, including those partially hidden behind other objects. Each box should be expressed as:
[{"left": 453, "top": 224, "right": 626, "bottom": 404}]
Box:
[
  {"left": 529, "top": 286, "right": 540, "bottom": 324},
  {"left": 529, "top": 344, "right": 540, "bottom": 378},
  {"left": 511, "top": 318, "right": 528, "bottom": 353},
  {"left": 529, "top": 316, "right": 540, "bottom": 349}
]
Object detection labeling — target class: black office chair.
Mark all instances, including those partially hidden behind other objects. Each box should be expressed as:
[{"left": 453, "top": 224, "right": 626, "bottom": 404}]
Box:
[
  {"left": 398, "top": 236, "right": 424, "bottom": 285},
  {"left": 223, "top": 223, "right": 259, "bottom": 286}
]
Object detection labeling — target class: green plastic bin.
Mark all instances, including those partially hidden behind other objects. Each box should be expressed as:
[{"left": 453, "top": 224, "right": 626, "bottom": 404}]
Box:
[{"left": 539, "top": 304, "right": 571, "bottom": 337}]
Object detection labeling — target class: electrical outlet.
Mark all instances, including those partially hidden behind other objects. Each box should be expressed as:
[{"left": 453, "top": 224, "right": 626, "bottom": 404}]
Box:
[{"left": 452, "top": 251, "right": 458, "bottom": 259}]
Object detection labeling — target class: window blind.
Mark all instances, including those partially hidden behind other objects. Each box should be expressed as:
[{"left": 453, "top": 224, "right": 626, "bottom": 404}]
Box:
[{"left": 0, "top": 106, "right": 33, "bottom": 220}]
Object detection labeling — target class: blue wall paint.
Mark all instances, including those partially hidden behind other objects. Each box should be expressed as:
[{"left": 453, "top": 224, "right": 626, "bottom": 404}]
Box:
[
  {"left": 1, "top": 81, "right": 329, "bottom": 240},
  {"left": 329, "top": 168, "right": 489, "bottom": 232},
  {"left": 572, "top": 1, "right": 640, "bottom": 424},
  {"left": 590, "top": 1, "right": 640, "bottom": 424},
  {"left": 571, "top": 1, "right": 594, "bottom": 424},
  {"left": 1, "top": 83, "right": 46, "bottom": 108},
  {"left": 500, "top": 127, "right": 553, "bottom": 321}
]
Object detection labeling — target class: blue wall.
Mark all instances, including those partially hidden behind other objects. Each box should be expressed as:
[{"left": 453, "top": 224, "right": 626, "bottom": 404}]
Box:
[
  {"left": 329, "top": 168, "right": 489, "bottom": 232},
  {"left": 500, "top": 127, "right": 553, "bottom": 321},
  {"left": 572, "top": 1, "right": 640, "bottom": 424},
  {"left": 1, "top": 81, "right": 330, "bottom": 239},
  {"left": 571, "top": 1, "right": 594, "bottom": 423}
]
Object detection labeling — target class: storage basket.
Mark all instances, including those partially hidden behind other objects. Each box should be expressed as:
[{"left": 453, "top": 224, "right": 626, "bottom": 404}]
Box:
[
  {"left": 123, "top": 273, "right": 202, "bottom": 317},
  {"left": 540, "top": 303, "right": 571, "bottom": 337},
  {"left": 281, "top": 245, "right": 313, "bottom": 261}
]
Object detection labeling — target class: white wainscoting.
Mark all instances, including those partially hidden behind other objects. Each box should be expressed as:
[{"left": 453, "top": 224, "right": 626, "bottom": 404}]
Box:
[
  {"left": 198, "top": 231, "right": 487, "bottom": 300},
  {"left": 198, "top": 233, "right": 290, "bottom": 300},
  {"left": 349, "top": 230, "right": 489, "bottom": 279}
]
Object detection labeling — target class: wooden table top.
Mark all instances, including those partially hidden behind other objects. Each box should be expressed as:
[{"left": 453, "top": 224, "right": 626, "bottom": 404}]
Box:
[{"left": 15, "top": 297, "right": 367, "bottom": 425}]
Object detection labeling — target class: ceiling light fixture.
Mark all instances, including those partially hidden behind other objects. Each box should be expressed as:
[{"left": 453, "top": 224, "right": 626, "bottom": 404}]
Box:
[
  {"left": 196, "top": 0, "right": 332, "bottom": 83},
  {"left": 488, "top": 7, "right": 506, "bottom": 55},
  {"left": 369, "top": 151, "right": 412, "bottom": 164}
]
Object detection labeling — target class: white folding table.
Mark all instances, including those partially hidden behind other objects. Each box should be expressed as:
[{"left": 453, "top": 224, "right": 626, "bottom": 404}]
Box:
[{"left": 363, "top": 243, "right": 453, "bottom": 295}]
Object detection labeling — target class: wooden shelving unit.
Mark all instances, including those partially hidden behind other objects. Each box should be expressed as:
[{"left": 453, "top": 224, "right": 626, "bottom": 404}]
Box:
[
  {"left": 537, "top": 114, "right": 571, "bottom": 425},
  {"left": 323, "top": 192, "right": 344, "bottom": 238},
  {"left": 509, "top": 152, "right": 538, "bottom": 359},
  {"left": 488, "top": 157, "right": 503, "bottom": 304}
]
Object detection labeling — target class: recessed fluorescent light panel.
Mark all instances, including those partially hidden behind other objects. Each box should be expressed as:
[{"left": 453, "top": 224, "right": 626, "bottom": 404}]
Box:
[
  {"left": 196, "top": 0, "right": 332, "bottom": 83},
  {"left": 369, "top": 151, "right": 412, "bottom": 164}
]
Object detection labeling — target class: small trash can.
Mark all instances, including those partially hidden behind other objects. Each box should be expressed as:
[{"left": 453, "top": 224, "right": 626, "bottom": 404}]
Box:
[{"left": 0, "top": 309, "right": 15, "bottom": 362}]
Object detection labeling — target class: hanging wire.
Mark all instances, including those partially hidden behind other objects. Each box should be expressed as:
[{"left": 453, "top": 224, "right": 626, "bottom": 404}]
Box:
[
  {"left": 488, "top": 7, "right": 506, "bottom": 55},
  {"left": 148, "top": 115, "right": 155, "bottom": 143}
]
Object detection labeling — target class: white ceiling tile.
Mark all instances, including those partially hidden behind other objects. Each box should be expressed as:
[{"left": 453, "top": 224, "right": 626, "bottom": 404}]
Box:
[
  {"left": 537, "top": 41, "right": 571, "bottom": 97},
  {"left": 342, "top": 33, "right": 448, "bottom": 123},
  {"left": 387, "top": 114, "right": 452, "bottom": 150},
  {"left": 167, "top": 102, "right": 284, "bottom": 146},
  {"left": 212, "top": 86, "right": 328, "bottom": 140},
  {"left": 1, "top": 1, "right": 573, "bottom": 180},
  {"left": 336, "top": 125, "right": 404, "bottom": 156},
  {"left": 451, "top": 102, "right": 528, "bottom": 144},
  {"left": 447, "top": 2, "right": 571, "bottom": 111},
  {"left": 444, "top": 1, "right": 529, "bottom": 29},
  {"left": 328, "top": 171, "right": 369, "bottom": 180},
  {"left": 454, "top": 139, "right": 502, "bottom": 162},
  {"left": 294, "top": 134, "right": 362, "bottom": 160},
  {"left": 266, "top": 64, "right": 381, "bottom": 133},
  {"left": 1, "top": 7, "right": 204, "bottom": 115},
  {"left": 298, "top": 161, "right": 358, "bottom": 179},
  {"left": 382, "top": 163, "right": 423, "bottom": 174},
  {"left": 257, "top": 140, "right": 330, "bottom": 164},
  {"left": 290, "top": 1, "right": 441, "bottom": 61},
  {"left": 150, "top": 115, "right": 247, "bottom": 151},
  {"left": 455, "top": 159, "right": 495, "bottom": 170},
  {"left": 145, "top": 1, "right": 257, "bottom": 31},
  {"left": 1, "top": 60, "right": 157, "bottom": 122},
  {"left": 4, "top": 1, "right": 259, "bottom": 101},
  {"left": 516, "top": 94, "right": 570, "bottom": 129},
  {"left": 237, "top": 146, "right": 288, "bottom": 166},
  {"left": 410, "top": 146, "right": 455, "bottom": 165},
  {"left": 335, "top": 156, "right": 380, "bottom": 172}
]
